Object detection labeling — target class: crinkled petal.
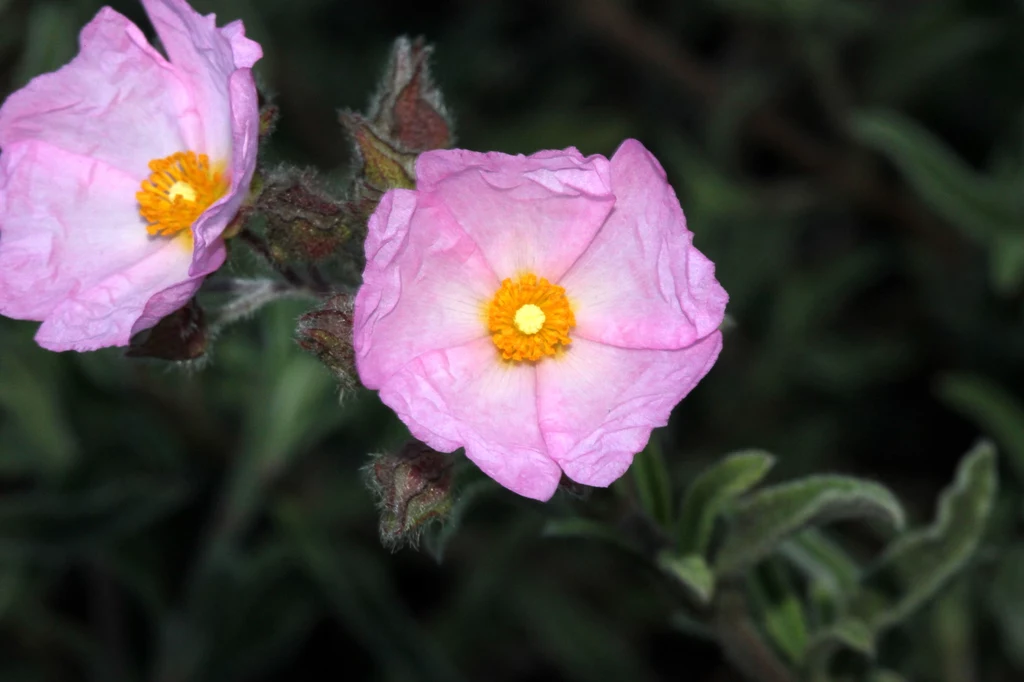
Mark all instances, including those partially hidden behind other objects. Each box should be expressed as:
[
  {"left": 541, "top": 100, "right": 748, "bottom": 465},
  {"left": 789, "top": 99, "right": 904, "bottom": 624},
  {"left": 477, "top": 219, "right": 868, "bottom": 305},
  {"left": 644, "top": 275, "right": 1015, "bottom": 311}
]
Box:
[
  {"left": 0, "top": 8, "right": 192, "bottom": 178},
  {"left": 379, "top": 338, "right": 562, "bottom": 501},
  {"left": 0, "top": 142, "right": 164, "bottom": 318},
  {"left": 537, "top": 333, "right": 723, "bottom": 487},
  {"left": 416, "top": 148, "right": 615, "bottom": 281},
  {"left": 35, "top": 241, "right": 201, "bottom": 352},
  {"left": 141, "top": 0, "right": 261, "bottom": 165},
  {"left": 188, "top": 67, "right": 258, "bottom": 275},
  {"left": 0, "top": 141, "right": 203, "bottom": 351},
  {"left": 140, "top": 0, "right": 261, "bottom": 275},
  {"left": 354, "top": 189, "right": 498, "bottom": 389},
  {"left": 560, "top": 139, "right": 728, "bottom": 350}
]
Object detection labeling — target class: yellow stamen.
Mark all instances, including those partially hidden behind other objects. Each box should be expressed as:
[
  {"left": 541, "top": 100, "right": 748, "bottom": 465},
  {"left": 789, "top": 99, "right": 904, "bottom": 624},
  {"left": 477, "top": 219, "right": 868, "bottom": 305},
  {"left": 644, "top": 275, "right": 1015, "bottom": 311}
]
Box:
[
  {"left": 137, "top": 151, "right": 229, "bottom": 239},
  {"left": 488, "top": 274, "right": 574, "bottom": 362}
]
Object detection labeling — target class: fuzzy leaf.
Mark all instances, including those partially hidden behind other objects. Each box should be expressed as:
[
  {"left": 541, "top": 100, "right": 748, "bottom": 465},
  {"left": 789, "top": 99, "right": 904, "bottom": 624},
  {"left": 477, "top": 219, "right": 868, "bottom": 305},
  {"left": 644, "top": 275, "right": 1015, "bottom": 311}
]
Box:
[
  {"left": 657, "top": 553, "right": 715, "bottom": 605},
  {"left": 341, "top": 114, "right": 416, "bottom": 191},
  {"left": 807, "top": 618, "right": 876, "bottom": 661},
  {"left": 849, "top": 110, "right": 1021, "bottom": 243},
  {"left": 780, "top": 529, "right": 860, "bottom": 594},
  {"left": 851, "top": 441, "right": 997, "bottom": 633},
  {"left": 751, "top": 565, "right": 810, "bottom": 664},
  {"left": 676, "top": 450, "right": 776, "bottom": 555},
  {"left": 938, "top": 373, "right": 1024, "bottom": 482},
  {"left": 542, "top": 518, "right": 641, "bottom": 556},
  {"left": 632, "top": 438, "right": 673, "bottom": 529},
  {"left": 715, "top": 476, "right": 905, "bottom": 576}
]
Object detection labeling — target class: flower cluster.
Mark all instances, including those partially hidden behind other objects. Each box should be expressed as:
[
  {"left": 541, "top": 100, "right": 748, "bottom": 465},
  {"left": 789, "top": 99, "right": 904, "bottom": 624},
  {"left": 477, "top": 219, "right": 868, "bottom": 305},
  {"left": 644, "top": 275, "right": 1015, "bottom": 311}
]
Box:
[{"left": 0, "top": 0, "right": 727, "bottom": 501}]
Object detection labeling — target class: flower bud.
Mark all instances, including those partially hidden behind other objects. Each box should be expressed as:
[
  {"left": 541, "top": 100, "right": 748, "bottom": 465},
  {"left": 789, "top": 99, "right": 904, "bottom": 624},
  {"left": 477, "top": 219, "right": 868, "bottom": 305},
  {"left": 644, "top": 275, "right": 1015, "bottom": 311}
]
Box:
[
  {"left": 371, "top": 37, "right": 452, "bottom": 152},
  {"left": 296, "top": 294, "right": 356, "bottom": 391},
  {"left": 260, "top": 168, "right": 350, "bottom": 264},
  {"left": 341, "top": 113, "right": 416, "bottom": 192},
  {"left": 366, "top": 441, "right": 454, "bottom": 550},
  {"left": 127, "top": 299, "right": 207, "bottom": 362}
]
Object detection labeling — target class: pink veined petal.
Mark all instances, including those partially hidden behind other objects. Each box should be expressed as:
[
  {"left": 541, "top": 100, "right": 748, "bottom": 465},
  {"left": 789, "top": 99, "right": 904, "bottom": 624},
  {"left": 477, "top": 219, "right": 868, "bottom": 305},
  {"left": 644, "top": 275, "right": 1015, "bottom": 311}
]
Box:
[
  {"left": 189, "top": 67, "right": 259, "bottom": 275},
  {"left": 378, "top": 338, "right": 562, "bottom": 501},
  {"left": 416, "top": 148, "right": 615, "bottom": 282},
  {"left": 141, "top": 0, "right": 262, "bottom": 165},
  {"left": 354, "top": 189, "right": 499, "bottom": 389},
  {"left": 0, "top": 7, "right": 192, "bottom": 179},
  {"left": 536, "top": 333, "right": 723, "bottom": 487},
  {"left": 0, "top": 142, "right": 170, "bottom": 321},
  {"left": 35, "top": 239, "right": 201, "bottom": 351},
  {"left": 560, "top": 139, "right": 728, "bottom": 350}
]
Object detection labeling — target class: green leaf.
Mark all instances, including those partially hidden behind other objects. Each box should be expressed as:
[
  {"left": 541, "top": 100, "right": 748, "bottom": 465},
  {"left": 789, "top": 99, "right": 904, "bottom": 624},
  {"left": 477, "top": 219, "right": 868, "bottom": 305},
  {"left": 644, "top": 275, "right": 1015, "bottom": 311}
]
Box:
[
  {"left": 852, "top": 441, "right": 997, "bottom": 633},
  {"left": 749, "top": 562, "right": 810, "bottom": 664},
  {"left": 988, "top": 545, "right": 1024, "bottom": 669},
  {"left": 0, "top": 342, "right": 77, "bottom": 477},
  {"left": 14, "top": 1, "right": 79, "bottom": 87},
  {"left": 807, "top": 617, "right": 876, "bottom": 661},
  {"left": 0, "top": 479, "right": 192, "bottom": 558},
  {"left": 780, "top": 529, "right": 860, "bottom": 594},
  {"left": 868, "top": 18, "right": 1001, "bottom": 105},
  {"left": 541, "top": 518, "right": 641, "bottom": 556},
  {"left": 657, "top": 553, "right": 715, "bottom": 605},
  {"left": 715, "top": 476, "right": 905, "bottom": 576},
  {"left": 869, "top": 670, "right": 908, "bottom": 682},
  {"left": 631, "top": 437, "right": 673, "bottom": 529},
  {"left": 849, "top": 110, "right": 1021, "bottom": 243},
  {"left": 990, "top": 232, "right": 1024, "bottom": 295},
  {"left": 676, "top": 449, "right": 776, "bottom": 555},
  {"left": 937, "top": 373, "right": 1024, "bottom": 482}
]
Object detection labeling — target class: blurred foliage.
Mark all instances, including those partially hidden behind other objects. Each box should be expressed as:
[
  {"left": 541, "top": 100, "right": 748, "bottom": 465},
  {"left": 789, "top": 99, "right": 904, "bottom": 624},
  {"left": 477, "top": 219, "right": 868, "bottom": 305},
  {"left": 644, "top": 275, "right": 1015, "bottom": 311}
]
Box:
[{"left": 2, "top": 0, "right": 1024, "bottom": 680}]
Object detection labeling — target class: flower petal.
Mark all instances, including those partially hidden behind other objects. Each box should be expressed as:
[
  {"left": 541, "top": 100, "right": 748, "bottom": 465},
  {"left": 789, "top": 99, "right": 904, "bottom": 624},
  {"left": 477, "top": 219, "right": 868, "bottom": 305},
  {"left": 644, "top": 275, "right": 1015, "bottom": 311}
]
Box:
[
  {"left": 35, "top": 241, "right": 201, "bottom": 352},
  {"left": 0, "top": 142, "right": 159, "bottom": 318},
  {"left": 536, "top": 333, "right": 723, "bottom": 487},
  {"left": 379, "top": 338, "right": 562, "bottom": 501},
  {"left": 416, "top": 148, "right": 615, "bottom": 281},
  {"left": 0, "top": 8, "right": 190, "bottom": 178},
  {"left": 560, "top": 139, "right": 728, "bottom": 350},
  {"left": 188, "top": 66, "right": 259, "bottom": 275},
  {"left": 0, "top": 142, "right": 202, "bottom": 351},
  {"left": 141, "top": 0, "right": 262, "bottom": 165},
  {"left": 354, "top": 189, "right": 499, "bottom": 389}
]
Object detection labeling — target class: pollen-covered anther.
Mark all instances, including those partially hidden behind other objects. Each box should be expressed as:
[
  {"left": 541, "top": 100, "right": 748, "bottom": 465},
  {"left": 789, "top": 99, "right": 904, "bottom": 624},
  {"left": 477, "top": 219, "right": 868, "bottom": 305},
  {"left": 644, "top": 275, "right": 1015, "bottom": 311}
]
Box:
[
  {"left": 137, "top": 151, "right": 229, "bottom": 239},
  {"left": 487, "top": 274, "right": 574, "bottom": 362}
]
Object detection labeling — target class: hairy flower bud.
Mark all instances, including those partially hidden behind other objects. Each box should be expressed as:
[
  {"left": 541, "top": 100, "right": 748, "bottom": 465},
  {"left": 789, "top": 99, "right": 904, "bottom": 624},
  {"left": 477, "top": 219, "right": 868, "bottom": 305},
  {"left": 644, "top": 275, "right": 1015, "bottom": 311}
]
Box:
[
  {"left": 260, "top": 169, "right": 350, "bottom": 264},
  {"left": 296, "top": 294, "right": 356, "bottom": 391},
  {"left": 341, "top": 113, "right": 416, "bottom": 192},
  {"left": 371, "top": 37, "right": 452, "bottom": 152},
  {"left": 366, "top": 441, "right": 454, "bottom": 550},
  {"left": 127, "top": 298, "right": 207, "bottom": 362}
]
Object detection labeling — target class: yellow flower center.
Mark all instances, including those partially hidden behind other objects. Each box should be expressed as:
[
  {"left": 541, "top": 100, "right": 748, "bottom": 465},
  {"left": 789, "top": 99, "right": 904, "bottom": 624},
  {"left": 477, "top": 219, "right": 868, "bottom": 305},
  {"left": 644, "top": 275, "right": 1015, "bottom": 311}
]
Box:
[
  {"left": 488, "top": 274, "right": 574, "bottom": 362},
  {"left": 137, "top": 151, "right": 229, "bottom": 239}
]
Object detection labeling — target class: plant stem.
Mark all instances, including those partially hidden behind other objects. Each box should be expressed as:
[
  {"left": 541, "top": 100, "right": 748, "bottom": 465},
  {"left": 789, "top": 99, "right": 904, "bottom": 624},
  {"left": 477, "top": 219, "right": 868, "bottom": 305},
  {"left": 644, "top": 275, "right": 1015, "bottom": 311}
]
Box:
[{"left": 712, "top": 588, "right": 795, "bottom": 682}]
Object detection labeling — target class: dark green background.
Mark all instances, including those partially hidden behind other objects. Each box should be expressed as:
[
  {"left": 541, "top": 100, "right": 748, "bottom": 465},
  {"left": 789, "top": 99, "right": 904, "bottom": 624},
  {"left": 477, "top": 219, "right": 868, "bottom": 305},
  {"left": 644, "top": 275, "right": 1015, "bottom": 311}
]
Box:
[{"left": 1, "top": 0, "right": 1023, "bottom": 680}]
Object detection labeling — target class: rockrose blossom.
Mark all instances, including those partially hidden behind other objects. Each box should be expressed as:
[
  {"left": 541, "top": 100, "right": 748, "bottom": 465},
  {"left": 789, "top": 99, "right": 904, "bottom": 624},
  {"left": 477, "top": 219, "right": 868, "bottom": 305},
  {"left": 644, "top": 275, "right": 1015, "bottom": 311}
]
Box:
[
  {"left": 354, "top": 140, "right": 728, "bottom": 501},
  {"left": 0, "top": 0, "right": 261, "bottom": 351}
]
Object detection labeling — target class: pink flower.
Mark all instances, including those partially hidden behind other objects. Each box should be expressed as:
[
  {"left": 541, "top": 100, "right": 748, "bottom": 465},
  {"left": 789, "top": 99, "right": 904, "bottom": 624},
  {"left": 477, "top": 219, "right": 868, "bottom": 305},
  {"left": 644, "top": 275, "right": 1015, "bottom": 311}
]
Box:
[
  {"left": 0, "top": 0, "right": 261, "bottom": 351},
  {"left": 354, "top": 140, "right": 728, "bottom": 501}
]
